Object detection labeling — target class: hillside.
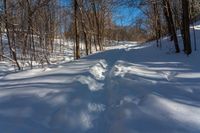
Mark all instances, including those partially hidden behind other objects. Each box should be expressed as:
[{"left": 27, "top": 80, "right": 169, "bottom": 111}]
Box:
[{"left": 0, "top": 22, "right": 200, "bottom": 133}]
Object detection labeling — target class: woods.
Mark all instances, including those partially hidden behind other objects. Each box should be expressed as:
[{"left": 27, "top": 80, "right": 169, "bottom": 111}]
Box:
[
  {"left": 142, "top": 0, "right": 199, "bottom": 54},
  {"left": 0, "top": 0, "right": 199, "bottom": 69},
  {"left": 0, "top": 1, "right": 200, "bottom": 132},
  {"left": 0, "top": 0, "right": 58, "bottom": 70}
]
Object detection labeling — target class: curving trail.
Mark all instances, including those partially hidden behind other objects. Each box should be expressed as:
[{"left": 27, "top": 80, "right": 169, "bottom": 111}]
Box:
[{"left": 0, "top": 40, "right": 200, "bottom": 133}]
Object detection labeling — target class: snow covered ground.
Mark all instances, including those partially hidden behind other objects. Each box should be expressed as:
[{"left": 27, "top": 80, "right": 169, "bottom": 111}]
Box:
[{"left": 0, "top": 23, "right": 200, "bottom": 132}]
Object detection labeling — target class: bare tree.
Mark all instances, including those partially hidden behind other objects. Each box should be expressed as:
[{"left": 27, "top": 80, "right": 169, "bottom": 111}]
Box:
[
  {"left": 162, "top": 0, "right": 180, "bottom": 53},
  {"left": 182, "top": 0, "right": 192, "bottom": 55}
]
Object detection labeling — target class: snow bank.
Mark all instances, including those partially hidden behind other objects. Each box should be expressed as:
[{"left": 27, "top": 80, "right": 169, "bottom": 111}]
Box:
[{"left": 0, "top": 21, "right": 200, "bottom": 133}]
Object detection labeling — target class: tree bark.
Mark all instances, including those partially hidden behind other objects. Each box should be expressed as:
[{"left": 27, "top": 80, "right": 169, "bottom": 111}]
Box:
[
  {"left": 4, "top": 0, "right": 21, "bottom": 70},
  {"left": 182, "top": 0, "right": 192, "bottom": 55},
  {"left": 163, "top": 0, "right": 180, "bottom": 53},
  {"left": 74, "top": 0, "right": 80, "bottom": 59}
]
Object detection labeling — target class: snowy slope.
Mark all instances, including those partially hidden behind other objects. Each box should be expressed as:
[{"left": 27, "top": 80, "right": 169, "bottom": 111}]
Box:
[{"left": 0, "top": 24, "right": 200, "bottom": 132}]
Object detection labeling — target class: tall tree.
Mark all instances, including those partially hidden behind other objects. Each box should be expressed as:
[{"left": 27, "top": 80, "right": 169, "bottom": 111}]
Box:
[
  {"left": 74, "top": 0, "right": 80, "bottom": 59},
  {"left": 3, "top": 0, "right": 21, "bottom": 70},
  {"left": 162, "top": 0, "right": 180, "bottom": 53},
  {"left": 182, "top": 0, "right": 192, "bottom": 55}
]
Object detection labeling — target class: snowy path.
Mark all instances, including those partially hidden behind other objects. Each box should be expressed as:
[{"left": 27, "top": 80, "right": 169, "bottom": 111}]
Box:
[
  {"left": 85, "top": 41, "right": 200, "bottom": 133},
  {"left": 0, "top": 40, "right": 200, "bottom": 133},
  {"left": 103, "top": 60, "right": 200, "bottom": 133}
]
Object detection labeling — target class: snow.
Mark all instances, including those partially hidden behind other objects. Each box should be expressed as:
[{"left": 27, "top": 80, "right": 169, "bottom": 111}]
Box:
[
  {"left": 0, "top": 23, "right": 200, "bottom": 133},
  {"left": 89, "top": 60, "right": 108, "bottom": 80}
]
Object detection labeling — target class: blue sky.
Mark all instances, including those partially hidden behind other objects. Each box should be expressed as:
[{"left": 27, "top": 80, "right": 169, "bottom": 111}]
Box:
[
  {"left": 59, "top": 0, "right": 142, "bottom": 26},
  {"left": 112, "top": 6, "right": 142, "bottom": 26}
]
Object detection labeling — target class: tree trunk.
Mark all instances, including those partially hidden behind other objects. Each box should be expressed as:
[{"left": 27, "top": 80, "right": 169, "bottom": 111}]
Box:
[
  {"left": 74, "top": 0, "right": 80, "bottom": 59},
  {"left": 163, "top": 0, "right": 180, "bottom": 53},
  {"left": 182, "top": 0, "right": 192, "bottom": 55},
  {"left": 4, "top": 0, "right": 21, "bottom": 70}
]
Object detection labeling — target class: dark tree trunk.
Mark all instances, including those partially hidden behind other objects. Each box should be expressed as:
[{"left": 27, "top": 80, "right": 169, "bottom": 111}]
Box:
[
  {"left": 74, "top": 0, "right": 80, "bottom": 59},
  {"left": 182, "top": 0, "right": 192, "bottom": 55},
  {"left": 163, "top": 0, "right": 180, "bottom": 53},
  {"left": 4, "top": 0, "right": 21, "bottom": 70}
]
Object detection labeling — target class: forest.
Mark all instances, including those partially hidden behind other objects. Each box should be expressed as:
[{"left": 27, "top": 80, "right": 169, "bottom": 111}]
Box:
[
  {"left": 0, "top": 0, "right": 200, "bottom": 133},
  {"left": 0, "top": 0, "right": 200, "bottom": 70}
]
